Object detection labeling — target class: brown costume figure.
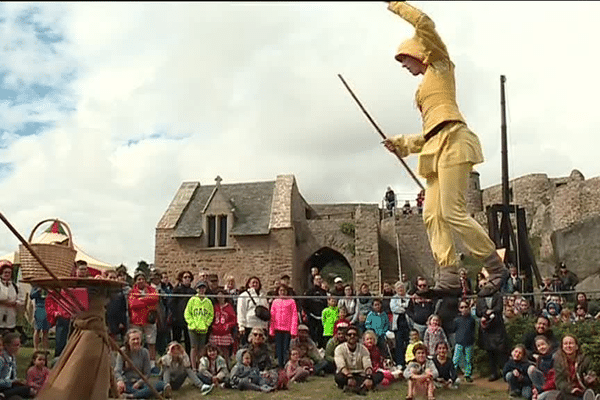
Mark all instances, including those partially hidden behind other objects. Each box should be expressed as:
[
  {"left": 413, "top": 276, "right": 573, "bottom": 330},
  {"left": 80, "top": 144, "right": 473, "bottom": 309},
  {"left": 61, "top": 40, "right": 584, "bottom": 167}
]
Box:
[{"left": 383, "top": 1, "right": 508, "bottom": 298}]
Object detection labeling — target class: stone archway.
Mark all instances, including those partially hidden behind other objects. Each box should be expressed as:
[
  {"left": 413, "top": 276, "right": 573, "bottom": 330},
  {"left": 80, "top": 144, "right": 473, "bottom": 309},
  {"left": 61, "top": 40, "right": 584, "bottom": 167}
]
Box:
[{"left": 303, "top": 247, "right": 352, "bottom": 290}]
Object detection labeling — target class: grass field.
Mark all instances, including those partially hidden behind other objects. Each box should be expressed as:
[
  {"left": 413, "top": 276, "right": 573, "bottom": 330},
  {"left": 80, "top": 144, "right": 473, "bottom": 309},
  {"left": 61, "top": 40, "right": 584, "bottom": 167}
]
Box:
[{"left": 16, "top": 347, "right": 511, "bottom": 399}]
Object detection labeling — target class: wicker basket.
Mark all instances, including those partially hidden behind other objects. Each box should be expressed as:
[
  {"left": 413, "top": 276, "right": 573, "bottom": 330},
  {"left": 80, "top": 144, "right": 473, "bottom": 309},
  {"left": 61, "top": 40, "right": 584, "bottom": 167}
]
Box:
[{"left": 19, "top": 219, "right": 77, "bottom": 281}]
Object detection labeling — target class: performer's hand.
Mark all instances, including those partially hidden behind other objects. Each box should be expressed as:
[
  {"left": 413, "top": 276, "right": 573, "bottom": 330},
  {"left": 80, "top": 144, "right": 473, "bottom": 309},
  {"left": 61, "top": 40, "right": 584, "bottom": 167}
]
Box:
[{"left": 384, "top": 136, "right": 410, "bottom": 158}]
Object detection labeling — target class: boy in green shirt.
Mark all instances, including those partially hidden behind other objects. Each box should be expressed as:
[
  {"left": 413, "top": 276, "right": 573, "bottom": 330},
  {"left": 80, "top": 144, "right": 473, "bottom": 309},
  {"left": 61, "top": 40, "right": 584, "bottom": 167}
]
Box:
[{"left": 321, "top": 294, "right": 339, "bottom": 345}]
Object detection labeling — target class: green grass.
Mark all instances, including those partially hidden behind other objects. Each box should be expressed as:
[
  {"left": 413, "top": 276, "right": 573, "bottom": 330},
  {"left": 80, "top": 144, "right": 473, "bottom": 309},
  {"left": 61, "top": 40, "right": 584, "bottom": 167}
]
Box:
[{"left": 169, "top": 376, "right": 508, "bottom": 400}]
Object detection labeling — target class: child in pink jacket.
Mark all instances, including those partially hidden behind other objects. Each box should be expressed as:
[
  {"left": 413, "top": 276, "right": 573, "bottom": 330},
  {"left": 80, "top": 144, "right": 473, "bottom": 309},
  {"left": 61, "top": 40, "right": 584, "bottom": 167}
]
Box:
[{"left": 269, "top": 285, "right": 299, "bottom": 369}]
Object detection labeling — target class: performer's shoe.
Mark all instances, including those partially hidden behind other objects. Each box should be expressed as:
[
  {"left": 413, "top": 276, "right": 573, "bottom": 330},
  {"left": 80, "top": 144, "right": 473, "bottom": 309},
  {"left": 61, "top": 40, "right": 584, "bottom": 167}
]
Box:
[
  {"left": 478, "top": 252, "right": 509, "bottom": 297},
  {"left": 417, "top": 268, "right": 461, "bottom": 299}
]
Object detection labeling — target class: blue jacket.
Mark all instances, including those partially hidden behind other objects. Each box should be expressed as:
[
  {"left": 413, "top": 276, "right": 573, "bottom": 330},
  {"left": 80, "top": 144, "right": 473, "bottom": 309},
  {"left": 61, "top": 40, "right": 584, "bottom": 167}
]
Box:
[
  {"left": 0, "top": 350, "right": 17, "bottom": 389},
  {"left": 365, "top": 311, "right": 390, "bottom": 338}
]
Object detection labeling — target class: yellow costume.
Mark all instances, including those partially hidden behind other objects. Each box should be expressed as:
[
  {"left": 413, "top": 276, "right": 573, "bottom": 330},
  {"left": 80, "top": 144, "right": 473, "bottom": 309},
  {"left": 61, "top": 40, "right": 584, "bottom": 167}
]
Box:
[{"left": 386, "top": 1, "right": 506, "bottom": 296}]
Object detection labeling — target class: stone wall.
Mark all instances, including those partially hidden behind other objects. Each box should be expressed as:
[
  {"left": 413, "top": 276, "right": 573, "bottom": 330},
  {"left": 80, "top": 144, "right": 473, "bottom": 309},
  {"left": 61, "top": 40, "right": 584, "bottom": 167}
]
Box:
[
  {"left": 353, "top": 205, "right": 381, "bottom": 293},
  {"left": 154, "top": 227, "right": 294, "bottom": 291}
]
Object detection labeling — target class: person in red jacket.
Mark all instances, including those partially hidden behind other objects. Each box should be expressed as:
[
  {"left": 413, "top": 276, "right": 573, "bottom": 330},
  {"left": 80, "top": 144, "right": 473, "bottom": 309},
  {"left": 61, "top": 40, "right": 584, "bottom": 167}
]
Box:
[
  {"left": 269, "top": 285, "right": 299, "bottom": 369},
  {"left": 208, "top": 288, "right": 237, "bottom": 365},
  {"left": 128, "top": 270, "right": 159, "bottom": 372}
]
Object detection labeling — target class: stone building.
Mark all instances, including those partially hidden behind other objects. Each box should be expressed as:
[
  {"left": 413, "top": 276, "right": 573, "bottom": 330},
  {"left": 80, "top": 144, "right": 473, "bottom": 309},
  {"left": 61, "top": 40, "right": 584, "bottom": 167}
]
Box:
[{"left": 155, "top": 170, "right": 600, "bottom": 295}]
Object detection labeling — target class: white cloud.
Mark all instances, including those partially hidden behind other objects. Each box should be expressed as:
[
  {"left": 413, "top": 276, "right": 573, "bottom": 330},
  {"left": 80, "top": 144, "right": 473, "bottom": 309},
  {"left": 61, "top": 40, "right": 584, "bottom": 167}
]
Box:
[{"left": 1, "top": 1, "right": 599, "bottom": 272}]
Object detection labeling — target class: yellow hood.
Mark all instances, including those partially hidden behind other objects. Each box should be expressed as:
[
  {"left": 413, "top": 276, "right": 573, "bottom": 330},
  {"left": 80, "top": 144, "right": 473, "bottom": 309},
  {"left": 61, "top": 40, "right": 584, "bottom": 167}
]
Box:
[{"left": 395, "top": 36, "right": 427, "bottom": 63}]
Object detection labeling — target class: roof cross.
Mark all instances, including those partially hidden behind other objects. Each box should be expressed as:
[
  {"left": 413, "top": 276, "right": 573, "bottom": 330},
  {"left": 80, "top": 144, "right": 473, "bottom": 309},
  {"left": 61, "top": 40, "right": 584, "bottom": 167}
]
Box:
[{"left": 215, "top": 175, "right": 222, "bottom": 188}]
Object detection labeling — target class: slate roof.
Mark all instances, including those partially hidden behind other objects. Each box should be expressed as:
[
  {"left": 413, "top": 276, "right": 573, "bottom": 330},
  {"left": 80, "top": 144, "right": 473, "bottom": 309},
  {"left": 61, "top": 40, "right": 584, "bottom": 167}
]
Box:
[{"left": 172, "top": 180, "right": 276, "bottom": 237}]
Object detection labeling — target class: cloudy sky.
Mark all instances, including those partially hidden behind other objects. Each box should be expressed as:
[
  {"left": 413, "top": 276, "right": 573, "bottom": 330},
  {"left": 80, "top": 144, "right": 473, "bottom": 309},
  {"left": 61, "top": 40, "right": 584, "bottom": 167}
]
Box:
[{"left": 1, "top": 1, "right": 599, "bottom": 272}]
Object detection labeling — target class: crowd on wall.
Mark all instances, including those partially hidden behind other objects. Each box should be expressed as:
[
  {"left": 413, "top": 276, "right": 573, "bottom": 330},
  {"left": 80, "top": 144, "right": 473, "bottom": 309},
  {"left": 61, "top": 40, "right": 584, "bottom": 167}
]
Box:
[{"left": 0, "top": 257, "right": 598, "bottom": 399}]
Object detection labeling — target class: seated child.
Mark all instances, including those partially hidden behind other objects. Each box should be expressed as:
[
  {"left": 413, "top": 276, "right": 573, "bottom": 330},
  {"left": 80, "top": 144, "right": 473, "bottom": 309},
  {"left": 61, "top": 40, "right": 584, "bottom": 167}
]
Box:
[
  {"left": 285, "top": 347, "right": 310, "bottom": 383},
  {"left": 26, "top": 350, "right": 50, "bottom": 396},
  {"left": 527, "top": 335, "right": 556, "bottom": 399},
  {"left": 198, "top": 343, "right": 229, "bottom": 387},
  {"left": 363, "top": 330, "right": 399, "bottom": 387},
  {"left": 405, "top": 329, "right": 423, "bottom": 366},
  {"left": 432, "top": 342, "right": 458, "bottom": 389},
  {"left": 403, "top": 343, "right": 438, "bottom": 400},
  {"left": 228, "top": 350, "right": 274, "bottom": 393},
  {"left": 503, "top": 344, "right": 534, "bottom": 400},
  {"left": 159, "top": 341, "right": 214, "bottom": 395}
]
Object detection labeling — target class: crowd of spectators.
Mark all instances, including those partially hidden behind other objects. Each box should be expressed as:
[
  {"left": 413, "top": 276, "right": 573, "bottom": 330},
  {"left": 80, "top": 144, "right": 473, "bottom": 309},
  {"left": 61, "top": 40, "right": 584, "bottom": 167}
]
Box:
[{"left": 0, "top": 256, "right": 599, "bottom": 399}]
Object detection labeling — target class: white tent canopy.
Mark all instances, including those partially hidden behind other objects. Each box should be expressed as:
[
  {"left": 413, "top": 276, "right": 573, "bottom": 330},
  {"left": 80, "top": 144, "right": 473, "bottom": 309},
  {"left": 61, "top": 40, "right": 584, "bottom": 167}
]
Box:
[{"left": 0, "top": 227, "right": 115, "bottom": 274}]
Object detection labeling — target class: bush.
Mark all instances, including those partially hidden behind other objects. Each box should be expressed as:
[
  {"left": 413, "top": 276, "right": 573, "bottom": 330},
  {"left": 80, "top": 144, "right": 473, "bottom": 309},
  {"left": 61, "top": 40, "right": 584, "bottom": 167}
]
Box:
[{"left": 473, "top": 316, "right": 600, "bottom": 376}]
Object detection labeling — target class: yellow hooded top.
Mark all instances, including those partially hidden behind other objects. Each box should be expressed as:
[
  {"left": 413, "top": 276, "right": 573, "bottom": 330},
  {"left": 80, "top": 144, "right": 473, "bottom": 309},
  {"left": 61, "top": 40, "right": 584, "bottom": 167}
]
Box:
[{"left": 388, "top": 1, "right": 483, "bottom": 178}]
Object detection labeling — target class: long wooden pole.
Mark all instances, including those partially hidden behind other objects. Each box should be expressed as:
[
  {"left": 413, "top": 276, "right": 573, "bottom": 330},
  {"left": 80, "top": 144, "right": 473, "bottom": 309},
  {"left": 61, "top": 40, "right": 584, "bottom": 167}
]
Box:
[{"left": 337, "top": 74, "right": 425, "bottom": 191}]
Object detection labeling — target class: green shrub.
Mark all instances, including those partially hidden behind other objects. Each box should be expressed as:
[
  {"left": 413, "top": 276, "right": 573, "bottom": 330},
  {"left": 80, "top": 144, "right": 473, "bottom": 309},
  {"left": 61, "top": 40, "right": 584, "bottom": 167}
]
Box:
[
  {"left": 340, "top": 222, "right": 355, "bottom": 237},
  {"left": 473, "top": 316, "right": 600, "bottom": 376}
]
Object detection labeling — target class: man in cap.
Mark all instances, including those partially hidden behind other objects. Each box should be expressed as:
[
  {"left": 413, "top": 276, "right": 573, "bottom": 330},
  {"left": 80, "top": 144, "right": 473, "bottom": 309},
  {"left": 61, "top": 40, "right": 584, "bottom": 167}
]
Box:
[
  {"left": 128, "top": 270, "right": 160, "bottom": 371},
  {"left": 331, "top": 277, "right": 345, "bottom": 297},
  {"left": 290, "top": 324, "right": 329, "bottom": 376}
]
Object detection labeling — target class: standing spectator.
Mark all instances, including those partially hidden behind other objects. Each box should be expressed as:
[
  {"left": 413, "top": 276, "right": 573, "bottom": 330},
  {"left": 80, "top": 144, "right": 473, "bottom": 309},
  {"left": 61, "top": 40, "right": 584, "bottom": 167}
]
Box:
[
  {"left": 476, "top": 287, "right": 508, "bottom": 382},
  {"left": 321, "top": 295, "right": 339, "bottom": 346},
  {"left": 331, "top": 277, "right": 345, "bottom": 297},
  {"left": 338, "top": 285, "right": 358, "bottom": 324},
  {"left": 503, "top": 264, "right": 524, "bottom": 294},
  {"left": 401, "top": 273, "right": 415, "bottom": 295},
  {"left": 558, "top": 263, "right": 579, "bottom": 303},
  {"left": 381, "top": 281, "right": 395, "bottom": 316},
  {"left": 402, "top": 200, "right": 412, "bottom": 215},
  {"left": 207, "top": 274, "right": 220, "bottom": 301},
  {"left": 406, "top": 277, "right": 435, "bottom": 339},
  {"left": 0, "top": 262, "right": 24, "bottom": 336},
  {"left": 128, "top": 270, "right": 160, "bottom": 373},
  {"left": 423, "top": 314, "right": 449, "bottom": 358},
  {"left": 29, "top": 286, "right": 49, "bottom": 353},
  {"left": 390, "top": 282, "right": 410, "bottom": 368},
  {"left": 224, "top": 275, "right": 239, "bottom": 309},
  {"left": 403, "top": 343, "right": 438, "bottom": 400},
  {"left": 302, "top": 275, "right": 328, "bottom": 348},
  {"left": 452, "top": 300, "right": 476, "bottom": 382},
  {"left": 458, "top": 268, "right": 473, "bottom": 300},
  {"left": 171, "top": 271, "right": 196, "bottom": 355},
  {"left": 357, "top": 283, "right": 374, "bottom": 317},
  {"left": 115, "top": 328, "right": 168, "bottom": 398},
  {"left": 209, "top": 288, "right": 236, "bottom": 364},
  {"left": 184, "top": 280, "right": 214, "bottom": 370},
  {"left": 160, "top": 271, "right": 174, "bottom": 332},
  {"left": 365, "top": 298, "right": 390, "bottom": 356},
  {"left": 269, "top": 285, "right": 299, "bottom": 369},
  {"left": 0, "top": 332, "right": 35, "bottom": 398},
  {"left": 385, "top": 186, "right": 396, "bottom": 217},
  {"left": 334, "top": 325, "right": 383, "bottom": 395},
  {"left": 105, "top": 269, "right": 128, "bottom": 342},
  {"left": 150, "top": 270, "right": 170, "bottom": 357},
  {"left": 415, "top": 189, "right": 425, "bottom": 215},
  {"left": 237, "top": 276, "right": 269, "bottom": 346},
  {"left": 435, "top": 296, "right": 459, "bottom": 347}
]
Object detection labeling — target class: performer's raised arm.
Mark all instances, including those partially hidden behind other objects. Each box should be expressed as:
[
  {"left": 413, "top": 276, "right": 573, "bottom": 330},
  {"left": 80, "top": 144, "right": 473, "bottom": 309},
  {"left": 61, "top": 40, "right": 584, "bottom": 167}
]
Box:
[{"left": 387, "top": 1, "right": 449, "bottom": 63}]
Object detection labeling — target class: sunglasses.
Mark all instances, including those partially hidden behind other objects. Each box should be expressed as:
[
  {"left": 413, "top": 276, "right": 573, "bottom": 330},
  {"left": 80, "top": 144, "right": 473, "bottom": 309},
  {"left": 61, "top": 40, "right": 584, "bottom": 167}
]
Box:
[
  {"left": 347, "top": 332, "right": 357, "bottom": 337},
  {"left": 253, "top": 333, "right": 265, "bottom": 337},
  {"left": 417, "top": 284, "right": 427, "bottom": 288}
]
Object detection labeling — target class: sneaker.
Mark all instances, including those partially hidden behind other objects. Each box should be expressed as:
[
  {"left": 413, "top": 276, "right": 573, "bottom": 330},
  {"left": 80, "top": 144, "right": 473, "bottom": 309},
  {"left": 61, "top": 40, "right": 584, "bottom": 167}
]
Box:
[
  {"left": 201, "top": 383, "right": 214, "bottom": 396},
  {"left": 510, "top": 390, "right": 521, "bottom": 398},
  {"left": 162, "top": 384, "right": 172, "bottom": 399},
  {"left": 465, "top": 376, "right": 473, "bottom": 383},
  {"left": 260, "top": 385, "right": 274, "bottom": 393},
  {"left": 583, "top": 389, "right": 595, "bottom": 400}
]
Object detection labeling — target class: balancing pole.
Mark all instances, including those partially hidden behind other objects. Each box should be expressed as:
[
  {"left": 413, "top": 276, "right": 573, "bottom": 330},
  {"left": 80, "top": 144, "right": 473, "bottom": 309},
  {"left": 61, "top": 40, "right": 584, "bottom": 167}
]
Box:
[{"left": 338, "top": 73, "right": 425, "bottom": 191}]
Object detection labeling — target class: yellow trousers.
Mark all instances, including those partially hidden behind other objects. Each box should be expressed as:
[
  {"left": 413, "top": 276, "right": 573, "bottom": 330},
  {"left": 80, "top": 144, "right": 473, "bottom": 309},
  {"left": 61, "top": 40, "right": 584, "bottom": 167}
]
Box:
[{"left": 423, "top": 162, "right": 496, "bottom": 268}]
